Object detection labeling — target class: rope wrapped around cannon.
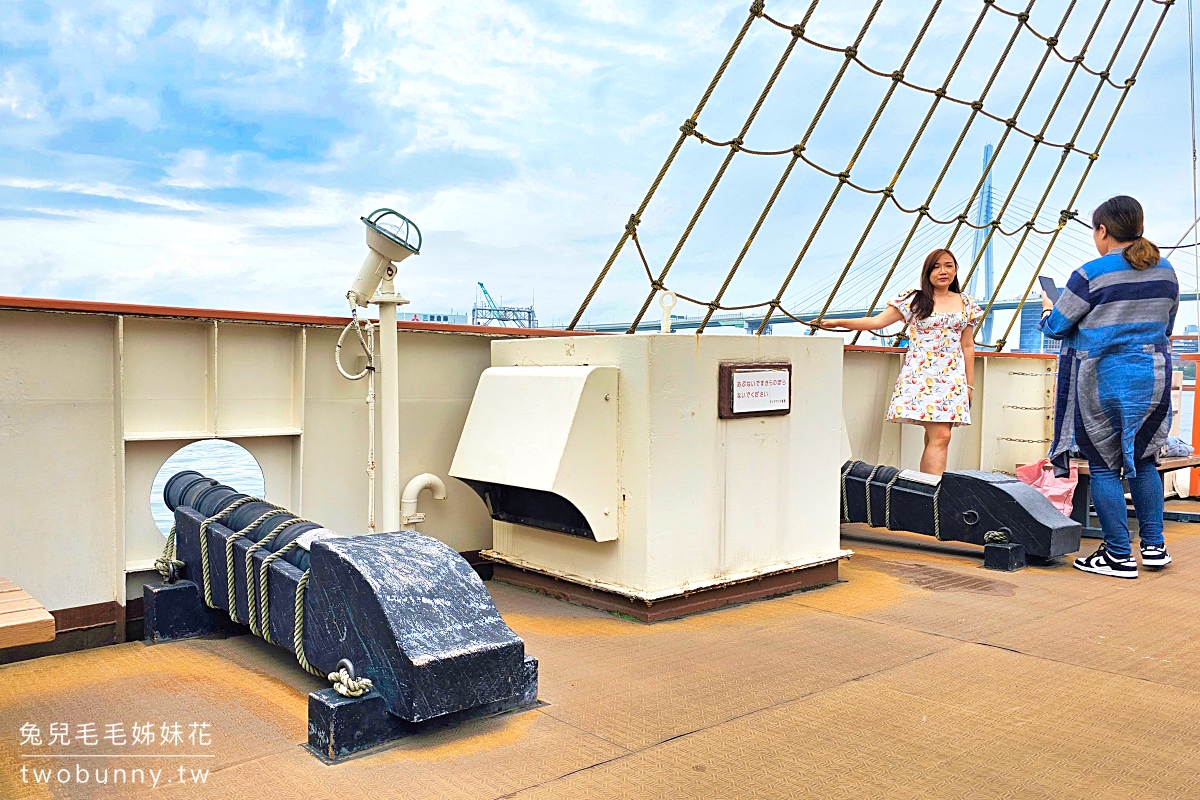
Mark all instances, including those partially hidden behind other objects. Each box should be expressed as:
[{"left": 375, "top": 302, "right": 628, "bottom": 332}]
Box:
[
  {"left": 839, "top": 461, "right": 1081, "bottom": 566},
  {"left": 145, "top": 470, "right": 538, "bottom": 761}
]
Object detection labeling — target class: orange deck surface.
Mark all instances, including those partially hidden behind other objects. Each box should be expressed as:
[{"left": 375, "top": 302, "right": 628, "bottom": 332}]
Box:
[{"left": 3, "top": 519, "right": 1199, "bottom": 799}]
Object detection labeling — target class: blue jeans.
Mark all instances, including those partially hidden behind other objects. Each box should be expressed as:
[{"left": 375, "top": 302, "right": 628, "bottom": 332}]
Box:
[{"left": 1087, "top": 459, "right": 1165, "bottom": 557}]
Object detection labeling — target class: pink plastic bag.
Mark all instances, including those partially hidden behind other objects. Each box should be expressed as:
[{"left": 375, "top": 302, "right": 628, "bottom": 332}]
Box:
[{"left": 1016, "top": 458, "right": 1078, "bottom": 517}]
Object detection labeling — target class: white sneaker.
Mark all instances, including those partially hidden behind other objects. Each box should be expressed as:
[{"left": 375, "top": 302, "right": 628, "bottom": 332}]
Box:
[
  {"left": 1074, "top": 544, "right": 1138, "bottom": 579},
  {"left": 1139, "top": 543, "right": 1172, "bottom": 569}
]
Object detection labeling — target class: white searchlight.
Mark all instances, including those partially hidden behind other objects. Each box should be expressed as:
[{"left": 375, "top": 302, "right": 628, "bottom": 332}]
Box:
[
  {"left": 348, "top": 209, "right": 422, "bottom": 307},
  {"left": 338, "top": 208, "right": 425, "bottom": 535}
]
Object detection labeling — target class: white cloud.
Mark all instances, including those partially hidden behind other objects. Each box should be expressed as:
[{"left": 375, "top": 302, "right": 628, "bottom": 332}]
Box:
[
  {"left": 576, "top": 0, "right": 643, "bottom": 26},
  {"left": 339, "top": 0, "right": 603, "bottom": 154},
  {"left": 0, "top": 0, "right": 1191, "bottom": 326},
  {"left": 0, "top": 68, "right": 45, "bottom": 120},
  {"left": 618, "top": 110, "right": 668, "bottom": 144},
  {"left": 74, "top": 92, "right": 160, "bottom": 131},
  {"left": 0, "top": 177, "right": 206, "bottom": 212},
  {"left": 161, "top": 150, "right": 251, "bottom": 189},
  {"left": 182, "top": 4, "right": 306, "bottom": 64}
]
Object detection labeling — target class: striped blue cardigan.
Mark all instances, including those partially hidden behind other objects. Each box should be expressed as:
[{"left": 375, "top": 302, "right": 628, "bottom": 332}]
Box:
[{"left": 1040, "top": 249, "right": 1179, "bottom": 477}]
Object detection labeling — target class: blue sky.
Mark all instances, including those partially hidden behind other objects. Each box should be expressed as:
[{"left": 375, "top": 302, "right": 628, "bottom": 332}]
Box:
[{"left": 0, "top": 0, "right": 1195, "bottom": 329}]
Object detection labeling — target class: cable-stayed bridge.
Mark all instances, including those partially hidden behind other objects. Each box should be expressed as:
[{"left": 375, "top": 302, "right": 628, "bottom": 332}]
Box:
[{"left": 575, "top": 292, "right": 1200, "bottom": 337}]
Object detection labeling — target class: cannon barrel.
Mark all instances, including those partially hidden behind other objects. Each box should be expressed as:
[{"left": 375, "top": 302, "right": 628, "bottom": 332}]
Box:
[
  {"left": 840, "top": 461, "right": 1081, "bottom": 563},
  {"left": 146, "top": 470, "right": 538, "bottom": 760}
]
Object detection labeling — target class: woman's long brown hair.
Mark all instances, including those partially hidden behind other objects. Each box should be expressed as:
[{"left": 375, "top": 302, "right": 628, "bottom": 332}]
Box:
[
  {"left": 1092, "top": 195, "right": 1160, "bottom": 270},
  {"left": 907, "top": 249, "right": 961, "bottom": 320}
]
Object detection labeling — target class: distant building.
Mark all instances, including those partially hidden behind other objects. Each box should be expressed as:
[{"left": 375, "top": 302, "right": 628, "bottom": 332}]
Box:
[
  {"left": 1016, "top": 304, "right": 1061, "bottom": 354},
  {"left": 1171, "top": 337, "right": 1198, "bottom": 358},
  {"left": 408, "top": 312, "right": 469, "bottom": 325}
]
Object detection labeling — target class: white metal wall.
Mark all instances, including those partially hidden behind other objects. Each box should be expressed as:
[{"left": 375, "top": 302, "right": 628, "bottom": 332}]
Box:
[
  {"left": 0, "top": 308, "right": 1057, "bottom": 616},
  {"left": 0, "top": 309, "right": 505, "bottom": 616}
]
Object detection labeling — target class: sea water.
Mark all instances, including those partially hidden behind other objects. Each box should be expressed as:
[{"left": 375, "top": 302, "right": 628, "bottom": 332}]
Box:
[{"left": 150, "top": 440, "right": 265, "bottom": 534}]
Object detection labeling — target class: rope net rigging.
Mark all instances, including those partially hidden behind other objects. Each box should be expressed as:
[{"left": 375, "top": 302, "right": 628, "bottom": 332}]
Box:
[{"left": 567, "top": 0, "right": 1175, "bottom": 349}]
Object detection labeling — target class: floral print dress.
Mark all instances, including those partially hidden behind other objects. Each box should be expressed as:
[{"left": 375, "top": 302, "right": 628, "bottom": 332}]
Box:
[{"left": 885, "top": 291, "right": 982, "bottom": 427}]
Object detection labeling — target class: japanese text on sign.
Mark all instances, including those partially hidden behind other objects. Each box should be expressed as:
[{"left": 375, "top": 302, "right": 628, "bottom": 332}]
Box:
[{"left": 731, "top": 370, "right": 790, "bottom": 414}]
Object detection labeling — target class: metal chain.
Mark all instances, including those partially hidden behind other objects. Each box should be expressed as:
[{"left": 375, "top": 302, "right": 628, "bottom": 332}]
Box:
[
  {"left": 1004, "top": 404, "right": 1053, "bottom": 410},
  {"left": 997, "top": 436, "right": 1054, "bottom": 443}
]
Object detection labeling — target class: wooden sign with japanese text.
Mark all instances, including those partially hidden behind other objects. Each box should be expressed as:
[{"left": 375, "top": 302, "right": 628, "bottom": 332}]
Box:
[{"left": 718, "top": 363, "right": 792, "bottom": 419}]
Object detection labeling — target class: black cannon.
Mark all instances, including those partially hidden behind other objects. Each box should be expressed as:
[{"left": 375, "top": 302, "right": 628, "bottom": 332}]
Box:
[
  {"left": 839, "top": 461, "right": 1081, "bottom": 570},
  {"left": 144, "top": 470, "right": 538, "bottom": 761}
]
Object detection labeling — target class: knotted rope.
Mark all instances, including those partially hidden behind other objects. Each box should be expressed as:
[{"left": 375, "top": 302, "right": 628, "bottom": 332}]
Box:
[
  {"left": 154, "top": 525, "right": 184, "bottom": 583},
  {"left": 245, "top": 516, "right": 309, "bottom": 637},
  {"left": 198, "top": 497, "right": 260, "bottom": 608},
  {"left": 256, "top": 537, "right": 307, "bottom": 645},
  {"left": 329, "top": 663, "right": 374, "bottom": 698},
  {"left": 224, "top": 508, "right": 288, "bottom": 624}
]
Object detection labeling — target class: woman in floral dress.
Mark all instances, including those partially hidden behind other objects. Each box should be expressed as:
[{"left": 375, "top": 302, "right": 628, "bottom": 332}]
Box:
[{"left": 820, "top": 249, "right": 981, "bottom": 475}]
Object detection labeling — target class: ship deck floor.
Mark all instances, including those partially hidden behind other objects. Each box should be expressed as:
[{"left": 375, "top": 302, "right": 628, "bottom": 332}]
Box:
[{"left": 4, "top": 517, "right": 1200, "bottom": 799}]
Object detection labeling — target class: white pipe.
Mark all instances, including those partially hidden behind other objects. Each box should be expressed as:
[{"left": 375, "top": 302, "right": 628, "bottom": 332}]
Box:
[
  {"left": 365, "top": 328, "right": 376, "bottom": 534},
  {"left": 401, "top": 473, "right": 446, "bottom": 531},
  {"left": 377, "top": 275, "right": 402, "bottom": 532}
]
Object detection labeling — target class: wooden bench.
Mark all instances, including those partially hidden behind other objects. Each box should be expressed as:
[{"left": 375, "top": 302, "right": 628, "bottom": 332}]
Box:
[
  {"left": 0, "top": 578, "right": 55, "bottom": 649},
  {"left": 1070, "top": 455, "right": 1200, "bottom": 537},
  {"left": 1071, "top": 454, "right": 1200, "bottom": 476}
]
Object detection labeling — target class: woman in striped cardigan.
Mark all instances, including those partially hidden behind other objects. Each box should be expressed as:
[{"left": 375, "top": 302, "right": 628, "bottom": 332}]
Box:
[{"left": 1040, "top": 195, "right": 1178, "bottom": 578}]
